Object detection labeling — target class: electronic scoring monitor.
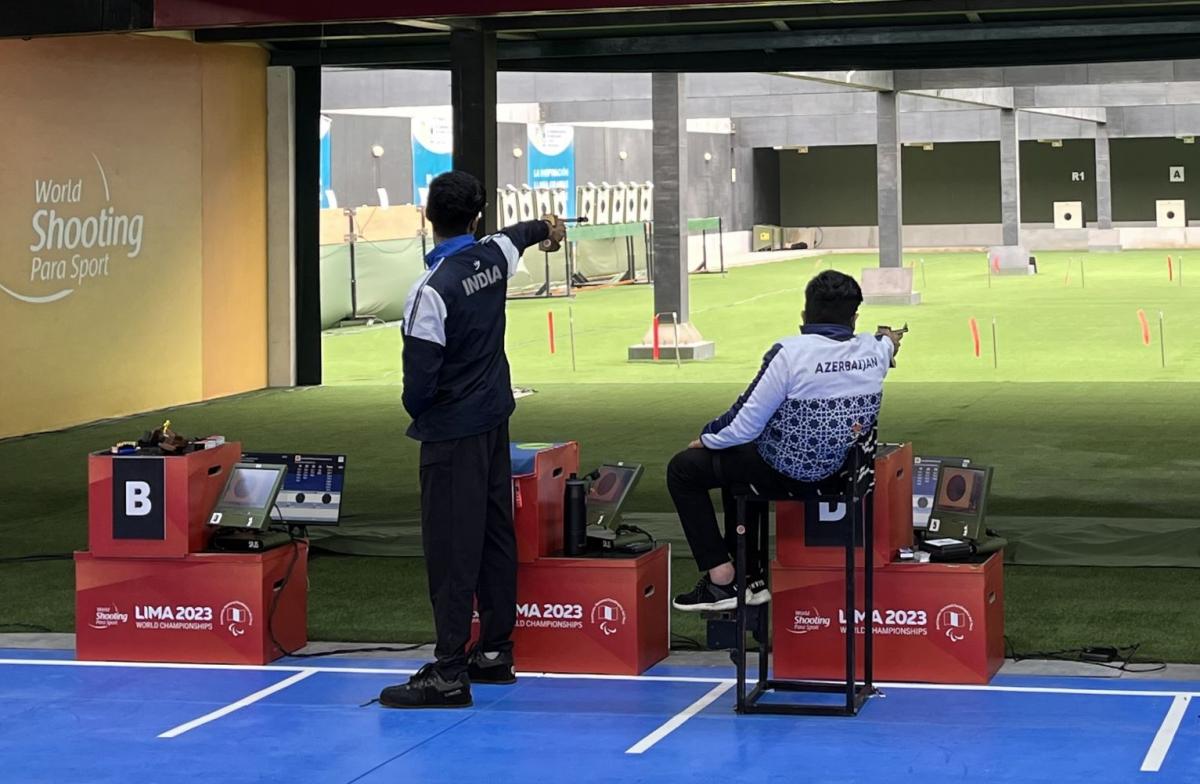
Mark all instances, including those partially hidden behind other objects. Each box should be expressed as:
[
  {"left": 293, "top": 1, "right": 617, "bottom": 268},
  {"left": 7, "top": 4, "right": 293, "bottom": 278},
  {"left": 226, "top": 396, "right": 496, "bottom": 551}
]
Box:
[
  {"left": 927, "top": 464, "right": 993, "bottom": 542},
  {"left": 208, "top": 463, "right": 287, "bottom": 530},
  {"left": 912, "top": 456, "right": 971, "bottom": 530},
  {"left": 241, "top": 452, "right": 347, "bottom": 525},
  {"left": 586, "top": 463, "right": 643, "bottom": 530}
]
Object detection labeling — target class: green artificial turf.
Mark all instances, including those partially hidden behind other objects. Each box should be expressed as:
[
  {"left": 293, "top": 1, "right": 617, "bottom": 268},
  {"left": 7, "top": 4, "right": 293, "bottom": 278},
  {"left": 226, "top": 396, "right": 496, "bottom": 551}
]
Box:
[{"left": 2, "top": 251, "right": 1198, "bottom": 662}]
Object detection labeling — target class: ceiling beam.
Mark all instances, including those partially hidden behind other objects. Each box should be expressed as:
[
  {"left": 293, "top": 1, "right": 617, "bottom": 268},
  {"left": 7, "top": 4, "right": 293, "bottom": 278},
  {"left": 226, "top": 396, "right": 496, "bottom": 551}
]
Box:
[
  {"left": 476, "top": 0, "right": 1200, "bottom": 33},
  {"left": 906, "top": 87, "right": 1016, "bottom": 109},
  {"left": 780, "top": 70, "right": 895, "bottom": 92},
  {"left": 1023, "top": 106, "right": 1107, "bottom": 123},
  {"left": 496, "top": 18, "right": 1200, "bottom": 64}
]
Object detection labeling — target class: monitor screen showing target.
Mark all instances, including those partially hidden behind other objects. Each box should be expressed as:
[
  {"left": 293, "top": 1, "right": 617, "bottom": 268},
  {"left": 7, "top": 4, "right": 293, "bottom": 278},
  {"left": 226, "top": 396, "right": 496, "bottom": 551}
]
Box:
[
  {"left": 928, "top": 465, "right": 992, "bottom": 542},
  {"left": 935, "top": 466, "right": 986, "bottom": 515},
  {"left": 586, "top": 463, "right": 643, "bottom": 530}
]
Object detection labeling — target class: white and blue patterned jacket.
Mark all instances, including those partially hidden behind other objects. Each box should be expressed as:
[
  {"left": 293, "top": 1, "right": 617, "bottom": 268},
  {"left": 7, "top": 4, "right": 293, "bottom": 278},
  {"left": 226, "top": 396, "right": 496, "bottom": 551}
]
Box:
[{"left": 699, "top": 324, "right": 894, "bottom": 482}]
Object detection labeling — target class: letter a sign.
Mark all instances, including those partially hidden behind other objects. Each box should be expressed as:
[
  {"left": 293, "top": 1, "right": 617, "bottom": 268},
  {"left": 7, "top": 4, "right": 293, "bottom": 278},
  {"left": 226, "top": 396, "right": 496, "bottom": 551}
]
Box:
[{"left": 1171, "top": 166, "right": 1186, "bottom": 183}]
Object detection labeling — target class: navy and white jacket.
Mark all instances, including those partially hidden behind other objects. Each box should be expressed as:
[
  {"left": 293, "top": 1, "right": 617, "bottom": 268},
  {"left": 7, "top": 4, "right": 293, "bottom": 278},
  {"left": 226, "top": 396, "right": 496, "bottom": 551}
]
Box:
[
  {"left": 401, "top": 221, "right": 549, "bottom": 442},
  {"left": 700, "top": 324, "right": 895, "bottom": 482}
]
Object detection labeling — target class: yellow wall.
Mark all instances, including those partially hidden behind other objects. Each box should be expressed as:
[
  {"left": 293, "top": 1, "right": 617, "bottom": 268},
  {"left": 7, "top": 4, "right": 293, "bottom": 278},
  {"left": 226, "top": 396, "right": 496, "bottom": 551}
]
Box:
[
  {"left": 201, "top": 46, "right": 268, "bottom": 400},
  {"left": 0, "top": 35, "right": 268, "bottom": 438}
]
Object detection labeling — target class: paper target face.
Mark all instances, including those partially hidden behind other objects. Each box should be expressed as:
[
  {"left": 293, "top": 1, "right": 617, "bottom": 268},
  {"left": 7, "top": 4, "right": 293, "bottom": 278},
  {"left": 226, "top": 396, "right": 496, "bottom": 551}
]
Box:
[
  {"left": 518, "top": 190, "right": 536, "bottom": 221},
  {"left": 534, "top": 188, "right": 553, "bottom": 217},
  {"left": 578, "top": 186, "right": 596, "bottom": 224},
  {"left": 638, "top": 185, "right": 654, "bottom": 222},
  {"left": 595, "top": 188, "right": 611, "bottom": 225},
  {"left": 610, "top": 186, "right": 626, "bottom": 223},
  {"left": 501, "top": 190, "right": 520, "bottom": 225},
  {"left": 553, "top": 189, "right": 568, "bottom": 216}
]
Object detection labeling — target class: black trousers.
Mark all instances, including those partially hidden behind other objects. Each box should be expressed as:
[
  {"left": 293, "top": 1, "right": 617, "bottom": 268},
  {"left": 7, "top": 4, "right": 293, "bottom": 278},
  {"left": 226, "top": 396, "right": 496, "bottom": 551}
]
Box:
[
  {"left": 419, "top": 421, "right": 516, "bottom": 679},
  {"left": 666, "top": 444, "right": 809, "bottom": 574}
]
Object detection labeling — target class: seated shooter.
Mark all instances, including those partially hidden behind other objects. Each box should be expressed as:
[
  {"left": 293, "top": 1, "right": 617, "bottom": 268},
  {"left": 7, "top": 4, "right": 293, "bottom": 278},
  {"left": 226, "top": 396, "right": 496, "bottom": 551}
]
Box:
[{"left": 667, "top": 271, "right": 903, "bottom": 612}]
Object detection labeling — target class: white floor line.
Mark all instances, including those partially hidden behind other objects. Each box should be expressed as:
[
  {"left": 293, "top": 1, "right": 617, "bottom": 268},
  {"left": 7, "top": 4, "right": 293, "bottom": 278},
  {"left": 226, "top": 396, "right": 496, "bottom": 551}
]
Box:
[
  {"left": 2, "top": 658, "right": 1199, "bottom": 700},
  {"left": 625, "top": 681, "right": 734, "bottom": 755},
  {"left": 1141, "top": 695, "right": 1191, "bottom": 772},
  {"left": 157, "top": 669, "right": 317, "bottom": 739}
]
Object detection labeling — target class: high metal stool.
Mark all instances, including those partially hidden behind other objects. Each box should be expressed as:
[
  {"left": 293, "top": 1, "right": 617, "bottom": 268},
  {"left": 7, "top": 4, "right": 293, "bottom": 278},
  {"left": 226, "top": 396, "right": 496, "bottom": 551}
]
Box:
[{"left": 731, "top": 429, "right": 878, "bottom": 716}]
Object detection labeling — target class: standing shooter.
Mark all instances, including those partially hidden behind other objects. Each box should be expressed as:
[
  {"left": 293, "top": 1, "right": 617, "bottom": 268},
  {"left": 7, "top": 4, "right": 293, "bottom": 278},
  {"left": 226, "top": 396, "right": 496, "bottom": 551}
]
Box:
[{"left": 380, "top": 171, "right": 566, "bottom": 709}]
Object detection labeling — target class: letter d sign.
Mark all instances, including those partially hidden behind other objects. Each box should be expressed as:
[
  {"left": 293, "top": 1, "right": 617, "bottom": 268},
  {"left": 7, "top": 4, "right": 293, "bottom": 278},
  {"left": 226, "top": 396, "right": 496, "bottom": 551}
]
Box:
[{"left": 126, "top": 481, "right": 152, "bottom": 516}]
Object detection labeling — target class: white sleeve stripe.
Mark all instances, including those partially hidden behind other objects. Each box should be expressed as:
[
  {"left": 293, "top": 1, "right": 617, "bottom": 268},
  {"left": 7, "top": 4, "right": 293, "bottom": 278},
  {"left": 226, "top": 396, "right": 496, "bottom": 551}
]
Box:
[
  {"left": 487, "top": 233, "right": 521, "bottom": 278},
  {"left": 700, "top": 350, "right": 790, "bottom": 449},
  {"left": 403, "top": 285, "right": 448, "bottom": 346}
]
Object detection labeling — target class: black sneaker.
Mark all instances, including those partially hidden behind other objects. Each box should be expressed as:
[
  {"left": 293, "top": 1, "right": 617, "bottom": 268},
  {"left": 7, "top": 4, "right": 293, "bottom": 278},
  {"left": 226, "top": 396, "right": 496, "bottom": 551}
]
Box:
[
  {"left": 673, "top": 575, "right": 739, "bottom": 612},
  {"left": 379, "top": 663, "right": 472, "bottom": 709},
  {"left": 467, "top": 647, "right": 517, "bottom": 685},
  {"left": 746, "top": 575, "right": 772, "bottom": 606}
]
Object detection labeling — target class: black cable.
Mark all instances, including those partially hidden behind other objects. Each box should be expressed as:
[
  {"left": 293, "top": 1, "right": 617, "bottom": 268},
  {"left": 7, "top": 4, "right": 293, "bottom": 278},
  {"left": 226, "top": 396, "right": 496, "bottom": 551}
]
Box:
[
  {"left": 0, "top": 623, "right": 54, "bottom": 633},
  {"left": 263, "top": 513, "right": 436, "bottom": 659},
  {"left": 0, "top": 554, "right": 73, "bottom": 564},
  {"left": 1005, "top": 637, "right": 1167, "bottom": 674},
  {"left": 615, "top": 523, "right": 656, "bottom": 548},
  {"left": 670, "top": 632, "right": 705, "bottom": 651}
]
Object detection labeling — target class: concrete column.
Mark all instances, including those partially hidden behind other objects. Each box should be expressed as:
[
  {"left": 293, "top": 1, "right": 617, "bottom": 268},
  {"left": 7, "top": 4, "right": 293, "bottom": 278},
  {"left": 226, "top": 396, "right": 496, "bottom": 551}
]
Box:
[
  {"left": 267, "top": 66, "right": 296, "bottom": 388},
  {"left": 999, "top": 108, "right": 1021, "bottom": 246},
  {"left": 1095, "top": 125, "right": 1113, "bottom": 229},
  {"left": 628, "top": 73, "right": 713, "bottom": 360},
  {"left": 651, "top": 72, "right": 690, "bottom": 323},
  {"left": 450, "top": 29, "right": 498, "bottom": 235},
  {"left": 876, "top": 91, "right": 903, "bottom": 268}
]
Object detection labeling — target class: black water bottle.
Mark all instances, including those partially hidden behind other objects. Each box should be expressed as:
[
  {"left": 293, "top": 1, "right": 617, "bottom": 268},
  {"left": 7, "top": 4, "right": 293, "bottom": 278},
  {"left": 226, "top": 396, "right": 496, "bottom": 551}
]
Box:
[{"left": 563, "top": 473, "right": 588, "bottom": 556}]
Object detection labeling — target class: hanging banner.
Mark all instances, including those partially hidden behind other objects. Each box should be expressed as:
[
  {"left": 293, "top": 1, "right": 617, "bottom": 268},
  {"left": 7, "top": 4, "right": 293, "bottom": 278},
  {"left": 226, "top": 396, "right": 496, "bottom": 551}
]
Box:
[
  {"left": 412, "top": 115, "right": 453, "bottom": 206},
  {"left": 319, "top": 115, "right": 333, "bottom": 208},
  {"left": 527, "top": 124, "right": 575, "bottom": 219}
]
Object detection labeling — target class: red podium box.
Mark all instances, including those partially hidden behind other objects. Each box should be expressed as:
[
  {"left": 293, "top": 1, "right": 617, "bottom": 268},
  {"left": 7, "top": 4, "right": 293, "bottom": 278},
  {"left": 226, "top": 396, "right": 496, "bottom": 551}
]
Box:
[
  {"left": 87, "top": 444, "right": 241, "bottom": 559},
  {"left": 75, "top": 543, "right": 308, "bottom": 665},
  {"left": 511, "top": 442, "right": 579, "bottom": 563},
  {"left": 776, "top": 443, "right": 914, "bottom": 568},
  {"left": 472, "top": 545, "right": 670, "bottom": 675},
  {"left": 771, "top": 553, "right": 1004, "bottom": 684}
]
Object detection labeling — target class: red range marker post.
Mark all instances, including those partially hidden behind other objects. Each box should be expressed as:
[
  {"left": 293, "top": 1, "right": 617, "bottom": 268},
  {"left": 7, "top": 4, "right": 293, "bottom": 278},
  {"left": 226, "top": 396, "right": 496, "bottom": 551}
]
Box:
[
  {"left": 652, "top": 315, "right": 661, "bottom": 361},
  {"left": 1137, "top": 309, "right": 1152, "bottom": 346},
  {"left": 969, "top": 317, "right": 982, "bottom": 358},
  {"left": 1168, "top": 255, "right": 1174, "bottom": 282},
  {"left": 547, "top": 311, "right": 556, "bottom": 354}
]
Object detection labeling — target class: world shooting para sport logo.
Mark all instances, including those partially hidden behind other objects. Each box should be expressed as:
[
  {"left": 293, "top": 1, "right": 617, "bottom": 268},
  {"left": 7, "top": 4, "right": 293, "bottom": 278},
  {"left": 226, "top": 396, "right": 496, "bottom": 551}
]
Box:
[
  {"left": 89, "top": 604, "right": 129, "bottom": 630},
  {"left": 2, "top": 154, "right": 145, "bottom": 305}
]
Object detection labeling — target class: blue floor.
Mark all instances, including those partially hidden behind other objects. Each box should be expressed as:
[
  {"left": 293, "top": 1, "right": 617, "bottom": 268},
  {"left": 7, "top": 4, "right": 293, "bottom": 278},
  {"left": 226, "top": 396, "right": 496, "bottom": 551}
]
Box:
[{"left": 0, "top": 648, "right": 1196, "bottom": 783}]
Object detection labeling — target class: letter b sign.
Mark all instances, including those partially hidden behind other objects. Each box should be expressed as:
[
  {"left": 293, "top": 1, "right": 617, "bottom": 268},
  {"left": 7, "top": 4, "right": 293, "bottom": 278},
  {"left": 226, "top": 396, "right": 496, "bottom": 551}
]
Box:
[
  {"left": 112, "top": 458, "right": 165, "bottom": 540},
  {"left": 126, "top": 481, "right": 152, "bottom": 516}
]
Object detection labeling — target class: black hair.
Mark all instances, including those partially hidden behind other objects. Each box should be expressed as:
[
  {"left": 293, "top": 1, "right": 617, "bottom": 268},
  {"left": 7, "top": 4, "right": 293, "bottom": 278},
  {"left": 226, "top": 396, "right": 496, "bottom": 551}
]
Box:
[
  {"left": 425, "top": 171, "right": 486, "bottom": 236},
  {"left": 804, "top": 270, "right": 863, "bottom": 327}
]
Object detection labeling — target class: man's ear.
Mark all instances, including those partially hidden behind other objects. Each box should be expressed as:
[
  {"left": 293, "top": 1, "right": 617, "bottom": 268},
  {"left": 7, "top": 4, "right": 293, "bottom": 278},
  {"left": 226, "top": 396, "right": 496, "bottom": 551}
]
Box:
[
  {"left": 469, "top": 214, "right": 481, "bottom": 235},
  {"left": 852, "top": 313, "right": 859, "bottom": 328}
]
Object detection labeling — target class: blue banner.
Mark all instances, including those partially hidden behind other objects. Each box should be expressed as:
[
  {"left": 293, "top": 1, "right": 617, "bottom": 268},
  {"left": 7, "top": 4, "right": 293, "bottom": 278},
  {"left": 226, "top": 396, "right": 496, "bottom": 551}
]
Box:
[
  {"left": 319, "top": 115, "right": 333, "bottom": 208},
  {"left": 527, "top": 124, "right": 575, "bottom": 218},
  {"left": 412, "top": 115, "right": 453, "bottom": 206}
]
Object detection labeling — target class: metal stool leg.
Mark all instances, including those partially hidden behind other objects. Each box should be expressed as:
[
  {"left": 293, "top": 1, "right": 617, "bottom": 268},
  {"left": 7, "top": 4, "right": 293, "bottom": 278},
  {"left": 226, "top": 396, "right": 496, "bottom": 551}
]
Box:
[
  {"left": 845, "top": 490, "right": 857, "bottom": 713},
  {"left": 757, "top": 501, "right": 770, "bottom": 688},
  {"left": 864, "top": 492, "right": 875, "bottom": 691},
  {"left": 735, "top": 496, "right": 748, "bottom": 714}
]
